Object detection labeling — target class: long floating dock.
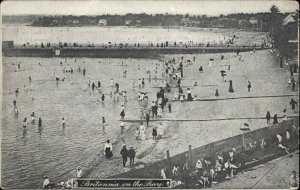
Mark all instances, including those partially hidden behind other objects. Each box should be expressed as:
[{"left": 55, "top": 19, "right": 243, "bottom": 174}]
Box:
[{"left": 2, "top": 43, "right": 269, "bottom": 58}]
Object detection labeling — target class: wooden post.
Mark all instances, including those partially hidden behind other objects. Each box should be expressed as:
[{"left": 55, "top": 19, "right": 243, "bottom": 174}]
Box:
[{"left": 166, "top": 150, "right": 170, "bottom": 160}]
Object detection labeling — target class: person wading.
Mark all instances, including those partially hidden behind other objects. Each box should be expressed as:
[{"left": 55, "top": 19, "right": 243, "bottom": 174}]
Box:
[{"left": 120, "top": 145, "right": 128, "bottom": 167}]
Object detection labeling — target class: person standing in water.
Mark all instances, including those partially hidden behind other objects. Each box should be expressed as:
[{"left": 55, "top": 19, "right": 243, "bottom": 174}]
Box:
[
  {"left": 62, "top": 118, "right": 66, "bottom": 127},
  {"left": 13, "top": 100, "right": 17, "bottom": 109},
  {"left": 128, "top": 146, "right": 136, "bottom": 167},
  {"left": 120, "top": 105, "right": 125, "bottom": 120},
  {"left": 120, "top": 121, "right": 125, "bottom": 134},
  {"left": 31, "top": 112, "right": 35, "bottom": 123},
  {"left": 139, "top": 123, "right": 146, "bottom": 140},
  {"left": 104, "top": 139, "right": 113, "bottom": 159},
  {"left": 266, "top": 111, "right": 271, "bottom": 124},
  {"left": 135, "top": 127, "right": 140, "bottom": 140},
  {"left": 101, "top": 94, "right": 105, "bottom": 102},
  {"left": 120, "top": 145, "right": 128, "bottom": 167},
  {"left": 247, "top": 81, "right": 251, "bottom": 92},
  {"left": 22, "top": 118, "right": 27, "bottom": 129},
  {"left": 273, "top": 114, "right": 278, "bottom": 124},
  {"left": 102, "top": 117, "right": 106, "bottom": 129},
  {"left": 145, "top": 113, "right": 150, "bottom": 127},
  {"left": 38, "top": 117, "right": 42, "bottom": 127}
]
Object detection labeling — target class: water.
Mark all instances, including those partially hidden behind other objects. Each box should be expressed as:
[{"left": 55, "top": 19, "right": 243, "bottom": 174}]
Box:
[
  {"left": 2, "top": 24, "right": 250, "bottom": 45},
  {"left": 1, "top": 25, "right": 269, "bottom": 189}
]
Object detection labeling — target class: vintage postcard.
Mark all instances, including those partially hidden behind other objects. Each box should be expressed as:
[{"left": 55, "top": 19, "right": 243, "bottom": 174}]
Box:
[{"left": 1, "top": 0, "right": 299, "bottom": 189}]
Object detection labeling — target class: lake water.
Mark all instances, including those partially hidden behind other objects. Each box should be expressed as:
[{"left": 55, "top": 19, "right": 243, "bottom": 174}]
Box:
[
  {"left": 2, "top": 25, "right": 265, "bottom": 46},
  {"left": 1, "top": 25, "right": 270, "bottom": 189}
]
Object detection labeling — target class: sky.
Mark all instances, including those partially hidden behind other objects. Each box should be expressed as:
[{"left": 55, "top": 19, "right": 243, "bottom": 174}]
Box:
[{"left": 1, "top": 0, "right": 299, "bottom": 16}]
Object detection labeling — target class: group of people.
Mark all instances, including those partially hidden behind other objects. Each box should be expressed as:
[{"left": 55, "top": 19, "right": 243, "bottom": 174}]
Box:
[{"left": 103, "top": 139, "right": 136, "bottom": 168}]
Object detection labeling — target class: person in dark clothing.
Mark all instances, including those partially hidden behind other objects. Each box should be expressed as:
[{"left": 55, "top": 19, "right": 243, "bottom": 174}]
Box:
[
  {"left": 98, "top": 81, "right": 101, "bottom": 88},
  {"left": 101, "top": 94, "right": 105, "bottom": 102},
  {"left": 153, "top": 104, "right": 158, "bottom": 118},
  {"left": 120, "top": 145, "right": 128, "bottom": 167},
  {"left": 128, "top": 146, "right": 136, "bottom": 167},
  {"left": 273, "top": 114, "right": 278, "bottom": 124},
  {"left": 199, "top": 66, "right": 203, "bottom": 73},
  {"left": 92, "top": 82, "right": 96, "bottom": 90},
  {"left": 83, "top": 68, "right": 86, "bottom": 76},
  {"left": 13, "top": 100, "right": 17, "bottom": 108},
  {"left": 38, "top": 117, "right": 42, "bottom": 127},
  {"left": 215, "top": 89, "right": 219, "bottom": 97},
  {"left": 168, "top": 103, "right": 172, "bottom": 113},
  {"left": 152, "top": 127, "right": 157, "bottom": 140},
  {"left": 145, "top": 113, "right": 150, "bottom": 127},
  {"left": 247, "top": 81, "right": 251, "bottom": 92},
  {"left": 266, "top": 111, "right": 271, "bottom": 124},
  {"left": 292, "top": 81, "right": 296, "bottom": 92},
  {"left": 290, "top": 98, "right": 298, "bottom": 113}
]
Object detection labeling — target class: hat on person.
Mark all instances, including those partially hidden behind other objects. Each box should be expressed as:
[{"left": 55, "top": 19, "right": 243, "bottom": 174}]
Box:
[
  {"left": 130, "top": 146, "right": 133, "bottom": 148},
  {"left": 43, "top": 175, "right": 48, "bottom": 179},
  {"left": 232, "top": 148, "right": 236, "bottom": 152},
  {"left": 77, "top": 166, "right": 81, "bottom": 170}
]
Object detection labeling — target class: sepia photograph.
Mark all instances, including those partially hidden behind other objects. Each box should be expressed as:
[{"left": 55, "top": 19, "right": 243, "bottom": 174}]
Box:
[{"left": 1, "top": 0, "right": 299, "bottom": 189}]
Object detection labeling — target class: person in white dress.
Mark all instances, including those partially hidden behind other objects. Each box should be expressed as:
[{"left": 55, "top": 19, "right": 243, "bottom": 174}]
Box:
[{"left": 139, "top": 123, "right": 146, "bottom": 140}]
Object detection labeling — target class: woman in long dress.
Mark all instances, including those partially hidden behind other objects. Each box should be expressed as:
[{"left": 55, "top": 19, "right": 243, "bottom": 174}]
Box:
[
  {"left": 139, "top": 123, "right": 146, "bottom": 140},
  {"left": 104, "top": 139, "right": 113, "bottom": 159}
]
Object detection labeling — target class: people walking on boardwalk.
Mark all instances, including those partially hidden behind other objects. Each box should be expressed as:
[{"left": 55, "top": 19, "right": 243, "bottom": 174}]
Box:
[
  {"left": 104, "top": 139, "right": 113, "bottom": 159},
  {"left": 120, "top": 105, "right": 125, "bottom": 119},
  {"left": 82, "top": 68, "right": 86, "bottom": 76},
  {"left": 273, "top": 114, "right": 278, "bottom": 124},
  {"left": 76, "top": 166, "right": 83, "bottom": 178},
  {"left": 120, "top": 145, "right": 128, "bottom": 167},
  {"left": 97, "top": 81, "right": 101, "bottom": 88},
  {"left": 139, "top": 123, "right": 146, "bottom": 140},
  {"left": 290, "top": 98, "right": 298, "bottom": 113},
  {"left": 247, "top": 81, "right": 251, "bottom": 92},
  {"left": 128, "top": 146, "right": 136, "bottom": 167},
  {"left": 266, "top": 111, "right": 271, "bottom": 124}
]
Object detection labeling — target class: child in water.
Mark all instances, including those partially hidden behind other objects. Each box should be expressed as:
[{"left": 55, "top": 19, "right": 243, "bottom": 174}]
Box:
[{"left": 62, "top": 118, "right": 66, "bottom": 128}]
